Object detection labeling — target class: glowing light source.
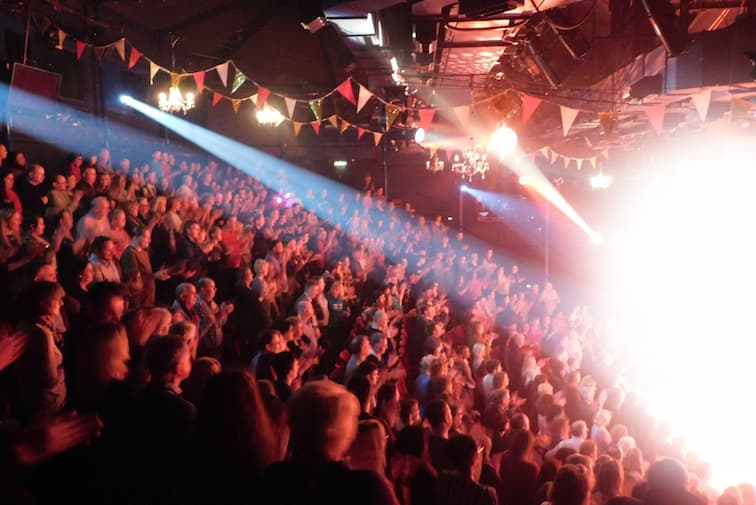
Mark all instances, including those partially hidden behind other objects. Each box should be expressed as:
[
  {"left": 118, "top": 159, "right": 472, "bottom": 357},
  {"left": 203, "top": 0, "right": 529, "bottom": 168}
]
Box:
[
  {"left": 255, "top": 105, "right": 285, "bottom": 126},
  {"left": 460, "top": 184, "right": 469, "bottom": 192},
  {"left": 157, "top": 76, "right": 195, "bottom": 114},
  {"left": 119, "top": 94, "right": 131, "bottom": 104},
  {"left": 490, "top": 125, "right": 518, "bottom": 157},
  {"left": 590, "top": 172, "right": 613, "bottom": 189},
  {"left": 333, "top": 160, "right": 348, "bottom": 169},
  {"left": 518, "top": 175, "right": 530, "bottom": 185},
  {"left": 414, "top": 127, "right": 425, "bottom": 144}
]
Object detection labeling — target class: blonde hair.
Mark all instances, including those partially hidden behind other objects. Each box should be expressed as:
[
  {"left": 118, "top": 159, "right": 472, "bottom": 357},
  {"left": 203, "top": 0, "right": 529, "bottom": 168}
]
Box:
[
  {"left": 126, "top": 306, "right": 173, "bottom": 346},
  {"left": 346, "top": 419, "right": 388, "bottom": 477}
]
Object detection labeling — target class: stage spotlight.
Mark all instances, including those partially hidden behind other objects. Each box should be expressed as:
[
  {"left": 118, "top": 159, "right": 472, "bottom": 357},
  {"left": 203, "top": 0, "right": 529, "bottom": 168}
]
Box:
[
  {"left": 490, "top": 125, "right": 518, "bottom": 157},
  {"left": 519, "top": 176, "right": 529, "bottom": 186},
  {"left": 333, "top": 160, "right": 348, "bottom": 169},
  {"left": 460, "top": 184, "right": 469, "bottom": 192},
  {"left": 590, "top": 173, "right": 613, "bottom": 189},
  {"left": 414, "top": 127, "right": 425, "bottom": 144},
  {"left": 119, "top": 94, "right": 131, "bottom": 104}
]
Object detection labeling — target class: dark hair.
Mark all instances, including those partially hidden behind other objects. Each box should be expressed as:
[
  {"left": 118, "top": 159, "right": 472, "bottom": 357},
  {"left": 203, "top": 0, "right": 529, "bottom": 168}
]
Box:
[
  {"left": 271, "top": 351, "right": 296, "bottom": 382},
  {"left": 346, "top": 373, "right": 372, "bottom": 409},
  {"left": 257, "top": 329, "right": 280, "bottom": 350},
  {"left": 509, "top": 429, "right": 535, "bottom": 460},
  {"left": 550, "top": 464, "right": 591, "bottom": 505},
  {"left": 145, "top": 334, "right": 187, "bottom": 379},
  {"left": 425, "top": 399, "right": 449, "bottom": 430},
  {"left": 374, "top": 382, "right": 398, "bottom": 415},
  {"left": 396, "top": 425, "right": 427, "bottom": 458},
  {"left": 91, "top": 235, "right": 113, "bottom": 255},
  {"left": 399, "top": 398, "right": 419, "bottom": 424},
  {"left": 446, "top": 435, "right": 478, "bottom": 473},
  {"left": 19, "top": 281, "right": 64, "bottom": 320},
  {"left": 595, "top": 458, "right": 623, "bottom": 498},
  {"left": 84, "top": 281, "right": 127, "bottom": 320}
]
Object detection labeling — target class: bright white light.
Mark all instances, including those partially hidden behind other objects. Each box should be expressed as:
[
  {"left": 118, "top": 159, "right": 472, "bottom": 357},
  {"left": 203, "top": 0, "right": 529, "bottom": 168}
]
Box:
[
  {"left": 256, "top": 105, "right": 285, "bottom": 126},
  {"left": 275, "top": 196, "right": 283, "bottom": 204},
  {"left": 590, "top": 173, "right": 613, "bottom": 189},
  {"left": 460, "top": 184, "right": 469, "bottom": 192},
  {"left": 414, "top": 128, "right": 425, "bottom": 144},
  {"left": 390, "top": 56, "right": 399, "bottom": 73},
  {"left": 333, "top": 160, "right": 348, "bottom": 169},
  {"left": 604, "top": 136, "right": 756, "bottom": 491},
  {"left": 490, "top": 125, "right": 518, "bottom": 157},
  {"left": 518, "top": 175, "right": 529, "bottom": 185},
  {"left": 118, "top": 94, "right": 131, "bottom": 104}
]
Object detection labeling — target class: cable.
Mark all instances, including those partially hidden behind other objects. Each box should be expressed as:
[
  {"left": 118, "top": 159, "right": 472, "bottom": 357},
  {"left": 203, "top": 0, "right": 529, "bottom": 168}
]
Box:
[{"left": 533, "top": 0, "right": 598, "bottom": 31}]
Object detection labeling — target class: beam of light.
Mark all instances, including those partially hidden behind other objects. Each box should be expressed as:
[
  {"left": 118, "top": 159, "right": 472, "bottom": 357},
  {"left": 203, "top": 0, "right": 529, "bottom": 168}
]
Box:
[
  {"left": 509, "top": 149, "right": 601, "bottom": 244},
  {"left": 120, "top": 96, "right": 550, "bottom": 297},
  {"left": 463, "top": 186, "right": 544, "bottom": 241},
  {"left": 602, "top": 135, "right": 756, "bottom": 491},
  {"left": 489, "top": 125, "right": 518, "bottom": 157}
]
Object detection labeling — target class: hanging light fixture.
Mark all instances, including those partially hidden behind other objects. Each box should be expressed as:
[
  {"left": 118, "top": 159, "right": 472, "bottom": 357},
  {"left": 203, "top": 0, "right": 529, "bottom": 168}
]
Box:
[
  {"left": 255, "top": 104, "right": 285, "bottom": 126},
  {"left": 156, "top": 35, "right": 196, "bottom": 114},
  {"left": 158, "top": 74, "right": 195, "bottom": 114}
]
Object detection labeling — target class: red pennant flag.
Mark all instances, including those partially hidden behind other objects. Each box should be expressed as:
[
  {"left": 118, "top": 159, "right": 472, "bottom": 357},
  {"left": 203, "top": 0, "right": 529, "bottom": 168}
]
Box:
[
  {"left": 357, "top": 127, "right": 366, "bottom": 139},
  {"left": 521, "top": 95, "right": 542, "bottom": 125},
  {"left": 336, "top": 79, "right": 356, "bottom": 105},
  {"left": 417, "top": 109, "right": 435, "bottom": 131},
  {"left": 212, "top": 92, "right": 223, "bottom": 107},
  {"left": 193, "top": 72, "right": 205, "bottom": 94},
  {"left": 257, "top": 87, "right": 270, "bottom": 108},
  {"left": 128, "top": 47, "right": 142, "bottom": 69},
  {"left": 311, "top": 121, "right": 321, "bottom": 135},
  {"left": 76, "top": 41, "right": 86, "bottom": 60}
]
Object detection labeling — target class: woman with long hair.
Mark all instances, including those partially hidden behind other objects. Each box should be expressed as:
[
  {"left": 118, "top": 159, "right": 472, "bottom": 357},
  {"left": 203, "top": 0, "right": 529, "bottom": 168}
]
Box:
[
  {"left": 499, "top": 429, "right": 540, "bottom": 505},
  {"left": 0, "top": 167, "right": 22, "bottom": 212}
]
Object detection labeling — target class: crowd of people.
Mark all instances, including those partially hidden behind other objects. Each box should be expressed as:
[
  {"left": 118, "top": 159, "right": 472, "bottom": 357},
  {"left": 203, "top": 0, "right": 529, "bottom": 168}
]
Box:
[{"left": 0, "top": 144, "right": 748, "bottom": 505}]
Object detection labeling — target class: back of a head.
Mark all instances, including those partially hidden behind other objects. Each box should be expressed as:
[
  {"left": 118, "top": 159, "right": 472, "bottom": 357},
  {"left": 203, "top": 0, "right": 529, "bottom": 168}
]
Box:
[
  {"left": 595, "top": 458, "right": 623, "bottom": 498},
  {"left": 571, "top": 420, "right": 588, "bottom": 439},
  {"left": 425, "top": 399, "right": 449, "bottom": 430},
  {"left": 509, "top": 429, "right": 535, "bottom": 459},
  {"left": 145, "top": 334, "right": 187, "bottom": 380},
  {"left": 346, "top": 419, "right": 387, "bottom": 475},
  {"left": 346, "top": 373, "right": 372, "bottom": 409},
  {"left": 288, "top": 380, "right": 360, "bottom": 463},
  {"left": 551, "top": 464, "right": 591, "bottom": 505},
  {"left": 647, "top": 458, "right": 688, "bottom": 492},
  {"left": 396, "top": 425, "right": 426, "bottom": 458},
  {"left": 446, "top": 434, "right": 478, "bottom": 474}
]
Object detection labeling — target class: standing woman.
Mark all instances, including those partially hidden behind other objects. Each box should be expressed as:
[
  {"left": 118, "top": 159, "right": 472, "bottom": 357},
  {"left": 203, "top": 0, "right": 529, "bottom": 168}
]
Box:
[{"left": 0, "top": 167, "right": 22, "bottom": 212}]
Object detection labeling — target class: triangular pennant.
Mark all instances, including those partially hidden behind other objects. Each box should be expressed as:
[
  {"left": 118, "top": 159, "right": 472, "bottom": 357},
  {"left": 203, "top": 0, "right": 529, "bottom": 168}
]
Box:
[
  {"left": 453, "top": 105, "right": 471, "bottom": 131},
  {"left": 539, "top": 146, "right": 550, "bottom": 159},
  {"left": 373, "top": 132, "right": 384, "bottom": 146},
  {"left": 601, "top": 149, "right": 610, "bottom": 160},
  {"left": 691, "top": 89, "right": 712, "bottom": 122},
  {"left": 417, "top": 108, "right": 435, "bottom": 131},
  {"left": 212, "top": 92, "right": 223, "bottom": 107},
  {"left": 149, "top": 61, "right": 160, "bottom": 85},
  {"left": 94, "top": 46, "right": 107, "bottom": 63},
  {"left": 285, "top": 97, "right": 297, "bottom": 118},
  {"left": 576, "top": 159, "right": 584, "bottom": 171},
  {"left": 521, "top": 95, "right": 542, "bottom": 124},
  {"left": 590, "top": 157, "right": 597, "bottom": 169},
  {"left": 357, "top": 127, "right": 366, "bottom": 139},
  {"left": 293, "top": 122, "right": 303, "bottom": 137},
  {"left": 216, "top": 62, "right": 229, "bottom": 88},
  {"left": 560, "top": 106, "right": 579, "bottom": 137},
  {"left": 328, "top": 115, "right": 339, "bottom": 129},
  {"left": 340, "top": 120, "right": 350, "bottom": 134},
  {"left": 311, "top": 121, "right": 321, "bottom": 135},
  {"left": 232, "top": 99, "right": 242, "bottom": 114},
  {"left": 598, "top": 112, "right": 619, "bottom": 136},
  {"left": 56, "top": 30, "right": 66, "bottom": 50},
  {"left": 645, "top": 103, "right": 667, "bottom": 134},
  {"left": 250, "top": 94, "right": 258, "bottom": 106},
  {"left": 193, "top": 72, "right": 205, "bottom": 94},
  {"left": 128, "top": 47, "right": 142, "bottom": 69},
  {"left": 336, "top": 79, "right": 356, "bottom": 105},
  {"left": 357, "top": 85, "right": 372, "bottom": 113},
  {"left": 729, "top": 97, "right": 753, "bottom": 124},
  {"left": 309, "top": 99, "right": 323, "bottom": 121},
  {"left": 232, "top": 69, "right": 247, "bottom": 93},
  {"left": 76, "top": 41, "right": 86, "bottom": 60},
  {"left": 114, "top": 38, "right": 126, "bottom": 62},
  {"left": 550, "top": 149, "right": 558, "bottom": 164},
  {"left": 257, "top": 87, "right": 270, "bottom": 108},
  {"left": 385, "top": 103, "right": 402, "bottom": 131}
]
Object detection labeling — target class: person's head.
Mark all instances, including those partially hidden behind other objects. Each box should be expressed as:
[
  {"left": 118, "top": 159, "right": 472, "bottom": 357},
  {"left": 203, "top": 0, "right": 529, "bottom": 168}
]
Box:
[
  {"left": 510, "top": 428, "right": 535, "bottom": 460},
  {"left": 346, "top": 419, "right": 388, "bottom": 476},
  {"left": 346, "top": 372, "right": 373, "bottom": 413},
  {"left": 22, "top": 281, "right": 65, "bottom": 320},
  {"left": 1, "top": 208, "right": 22, "bottom": 234},
  {"left": 349, "top": 335, "right": 371, "bottom": 360},
  {"left": 92, "top": 236, "right": 115, "bottom": 261},
  {"left": 369, "top": 331, "right": 388, "bottom": 356},
  {"left": 176, "top": 282, "right": 198, "bottom": 307},
  {"left": 510, "top": 412, "right": 530, "bottom": 432},
  {"left": 1, "top": 168, "right": 13, "bottom": 191},
  {"left": 579, "top": 439, "right": 597, "bottom": 460},
  {"left": 170, "top": 320, "right": 198, "bottom": 358},
  {"left": 24, "top": 215, "right": 45, "bottom": 237},
  {"left": 197, "top": 278, "right": 217, "bottom": 301},
  {"left": 646, "top": 458, "right": 688, "bottom": 492},
  {"left": 86, "top": 281, "right": 128, "bottom": 323},
  {"left": 91, "top": 196, "right": 110, "bottom": 219},
  {"left": 76, "top": 322, "right": 130, "bottom": 386},
  {"left": 145, "top": 334, "right": 192, "bottom": 385},
  {"left": 184, "top": 220, "right": 201, "bottom": 242},
  {"left": 399, "top": 398, "right": 421, "bottom": 427},
  {"left": 110, "top": 208, "right": 126, "bottom": 230},
  {"left": 28, "top": 163, "right": 45, "bottom": 185},
  {"left": 571, "top": 420, "right": 588, "bottom": 440},
  {"left": 446, "top": 434, "right": 481, "bottom": 478},
  {"left": 131, "top": 226, "right": 151, "bottom": 250},
  {"left": 272, "top": 351, "right": 299, "bottom": 386},
  {"left": 125, "top": 306, "right": 172, "bottom": 347},
  {"left": 288, "top": 379, "right": 360, "bottom": 463},
  {"left": 425, "top": 399, "right": 452, "bottom": 434},
  {"left": 374, "top": 382, "right": 400, "bottom": 426},
  {"left": 258, "top": 329, "right": 286, "bottom": 354},
  {"left": 594, "top": 409, "right": 612, "bottom": 428},
  {"left": 595, "top": 458, "right": 623, "bottom": 498},
  {"left": 550, "top": 464, "right": 592, "bottom": 505}
]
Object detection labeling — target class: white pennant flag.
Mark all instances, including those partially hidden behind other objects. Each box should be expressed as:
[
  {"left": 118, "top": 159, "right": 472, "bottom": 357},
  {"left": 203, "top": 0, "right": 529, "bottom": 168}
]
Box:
[
  {"left": 149, "top": 61, "right": 160, "bottom": 84},
  {"left": 560, "top": 106, "right": 579, "bottom": 137},
  {"left": 216, "top": 62, "right": 230, "bottom": 88},
  {"left": 590, "top": 157, "right": 597, "bottom": 169},
  {"left": 691, "top": 89, "right": 712, "bottom": 122},
  {"left": 454, "top": 105, "right": 471, "bottom": 131},
  {"left": 539, "top": 146, "right": 550, "bottom": 159},
  {"left": 113, "top": 38, "right": 126, "bottom": 62},
  {"left": 250, "top": 94, "right": 258, "bottom": 106},
  {"left": 357, "top": 85, "right": 372, "bottom": 113},
  {"left": 285, "top": 97, "right": 297, "bottom": 118}
]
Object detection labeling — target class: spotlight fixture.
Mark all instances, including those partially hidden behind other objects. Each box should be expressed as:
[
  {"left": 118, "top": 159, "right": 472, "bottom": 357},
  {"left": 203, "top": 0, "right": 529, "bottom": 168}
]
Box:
[
  {"left": 333, "top": 160, "right": 348, "bottom": 169},
  {"left": 118, "top": 94, "right": 131, "bottom": 104},
  {"left": 414, "top": 127, "right": 425, "bottom": 144},
  {"left": 489, "top": 125, "right": 518, "bottom": 157},
  {"left": 255, "top": 105, "right": 285, "bottom": 126},
  {"left": 590, "top": 172, "right": 613, "bottom": 189},
  {"left": 460, "top": 184, "right": 469, "bottom": 192}
]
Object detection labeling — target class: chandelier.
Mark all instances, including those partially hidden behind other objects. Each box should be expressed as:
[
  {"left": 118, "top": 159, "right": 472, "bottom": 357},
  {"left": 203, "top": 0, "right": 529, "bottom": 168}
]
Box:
[
  {"left": 451, "top": 139, "right": 491, "bottom": 181},
  {"left": 158, "top": 75, "right": 195, "bottom": 114},
  {"left": 256, "top": 104, "right": 285, "bottom": 126}
]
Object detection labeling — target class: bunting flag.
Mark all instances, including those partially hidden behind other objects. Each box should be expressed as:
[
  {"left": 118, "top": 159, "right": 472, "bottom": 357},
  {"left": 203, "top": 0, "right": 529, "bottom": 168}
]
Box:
[
  {"left": 385, "top": 103, "right": 402, "bottom": 131},
  {"left": 417, "top": 108, "right": 435, "bottom": 131},
  {"left": 645, "top": 103, "right": 666, "bottom": 134},
  {"left": 340, "top": 120, "right": 350, "bottom": 134},
  {"left": 560, "top": 106, "right": 579, "bottom": 137},
  {"left": 598, "top": 112, "right": 619, "bottom": 136},
  {"left": 257, "top": 87, "right": 270, "bottom": 108},
  {"left": 311, "top": 121, "right": 321, "bottom": 135},
  {"left": 232, "top": 69, "right": 246, "bottom": 93},
  {"left": 76, "top": 41, "right": 86, "bottom": 60},
  {"left": 232, "top": 99, "right": 242, "bottom": 114},
  {"left": 249, "top": 94, "right": 258, "bottom": 106},
  {"left": 56, "top": 30, "right": 66, "bottom": 49},
  {"left": 94, "top": 46, "right": 107, "bottom": 63},
  {"left": 193, "top": 71, "right": 205, "bottom": 94},
  {"left": 729, "top": 97, "right": 753, "bottom": 124},
  {"left": 284, "top": 97, "right": 297, "bottom": 118},
  {"left": 149, "top": 61, "right": 160, "bottom": 85},
  {"left": 216, "top": 62, "right": 230, "bottom": 88},
  {"left": 521, "top": 95, "right": 542, "bottom": 125},
  {"left": 691, "top": 89, "right": 712, "bottom": 122},
  {"left": 336, "top": 79, "right": 356, "bottom": 105},
  {"left": 357, "top": 127, "right": 366, "bottom": 139},
  {"left": 589, "top": 157, "right": 597, "bottom": 169},
  {"left": 113, "top": 38, "right": 126, "bottom": 62},
  {"left": 539, "top": 146, "right": 550, "bottom": 160},
  {"left": 600, "top": 149, "right": 610, "bottom": 160},
  {"left": 357, "top": 85, "right": 371, "bottom": 113},
  {"left": 453, "top": 105, "right": 471, "bottom": 131},
  {"left": 128, "top": 47, "right": 142, "bottom": 69},
  {"left": 212, "top": 92, "right": 223, "bottom": 107},
  {"left": 327, "top": 115, "right": 339, "bottom": 129},
  {"left": 373, "top": 132, "right": 383, "bottom": 146},
  {"left": 293, "top": 122, "right": 303, "bottom": 137},
  {"left": 576, "top": 159, "right": 583, "bottom": 171},
  {"left": 309, "top": 99, "right": 323, "bottom": 121}
]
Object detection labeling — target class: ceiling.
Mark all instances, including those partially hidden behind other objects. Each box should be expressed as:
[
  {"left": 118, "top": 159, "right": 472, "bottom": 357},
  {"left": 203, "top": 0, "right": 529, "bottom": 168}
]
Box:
[{"left": 11, "top": 0, "right": 756, "bottom": 156}]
